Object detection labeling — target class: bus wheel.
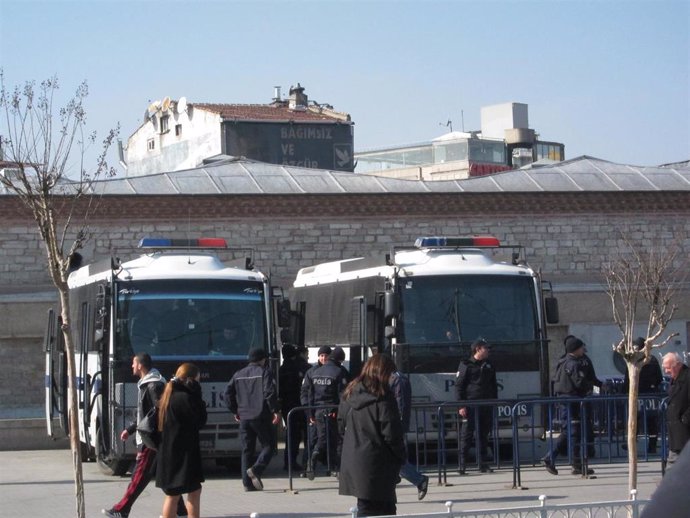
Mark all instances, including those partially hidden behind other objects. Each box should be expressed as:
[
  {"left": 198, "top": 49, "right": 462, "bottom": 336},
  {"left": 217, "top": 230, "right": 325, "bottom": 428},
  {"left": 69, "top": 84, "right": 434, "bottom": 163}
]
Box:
[
  {"left": 95, "top": 425, "right": 129, "bottom": 476},
  {"left": 80, "top": 441, "right": 95, "bottom": 462}
]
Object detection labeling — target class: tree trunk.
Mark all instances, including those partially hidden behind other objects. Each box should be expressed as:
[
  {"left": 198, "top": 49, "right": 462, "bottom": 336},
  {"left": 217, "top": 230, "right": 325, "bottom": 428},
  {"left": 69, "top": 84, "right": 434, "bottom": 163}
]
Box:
[
  {"left": 627, "top": 362, "right": 640, "bottom": 493},
  {"left": 59, "top": 288, "right": 86, "bottom": 518}
]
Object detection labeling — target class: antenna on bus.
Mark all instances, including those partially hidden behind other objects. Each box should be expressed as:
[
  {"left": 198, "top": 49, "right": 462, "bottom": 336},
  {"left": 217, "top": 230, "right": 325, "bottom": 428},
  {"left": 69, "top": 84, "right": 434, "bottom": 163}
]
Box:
[{"left": 187, "top": 208, "right": 192, "bottom": 264}]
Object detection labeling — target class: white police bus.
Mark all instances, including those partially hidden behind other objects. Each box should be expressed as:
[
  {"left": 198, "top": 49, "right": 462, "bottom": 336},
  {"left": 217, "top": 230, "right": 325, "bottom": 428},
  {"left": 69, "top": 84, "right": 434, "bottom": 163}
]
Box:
[
  {"left": 45, "top": 238, "right": 285, "bottom": 475},
  {"left": 288, "top": 236, "right": 559, "bottom": 442}
]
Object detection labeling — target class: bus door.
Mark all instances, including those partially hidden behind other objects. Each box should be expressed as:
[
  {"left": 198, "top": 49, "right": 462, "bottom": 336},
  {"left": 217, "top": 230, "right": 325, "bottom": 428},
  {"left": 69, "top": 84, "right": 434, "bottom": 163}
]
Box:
[
  {"left": 44, "top": 308, "right": 67, "bottom": 438},
  {"left": 76, "top": 298, "right": 98, "bottom": 448}
]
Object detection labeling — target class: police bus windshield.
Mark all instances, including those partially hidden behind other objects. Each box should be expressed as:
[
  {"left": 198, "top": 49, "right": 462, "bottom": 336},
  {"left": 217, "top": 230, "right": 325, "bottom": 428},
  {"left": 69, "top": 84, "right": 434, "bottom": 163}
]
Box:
[
  {"left": 115, "top": 279, "right": 267, "bottom": 361},
  {"left": 398, "top": 274, "right": 540, "bottom": 373}
]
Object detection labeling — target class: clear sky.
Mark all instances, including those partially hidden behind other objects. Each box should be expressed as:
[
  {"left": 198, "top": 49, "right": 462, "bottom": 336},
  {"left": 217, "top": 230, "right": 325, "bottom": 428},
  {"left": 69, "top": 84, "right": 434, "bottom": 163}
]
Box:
[{"left": 1, "top": 0, "right": 688, "bottom": 174}]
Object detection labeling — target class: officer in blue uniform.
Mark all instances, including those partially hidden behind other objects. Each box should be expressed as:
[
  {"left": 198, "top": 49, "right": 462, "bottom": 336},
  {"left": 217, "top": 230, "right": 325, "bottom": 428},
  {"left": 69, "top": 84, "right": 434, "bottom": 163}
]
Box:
[{"left": 300, "top": 345, "right": 348, "bottom": 479}]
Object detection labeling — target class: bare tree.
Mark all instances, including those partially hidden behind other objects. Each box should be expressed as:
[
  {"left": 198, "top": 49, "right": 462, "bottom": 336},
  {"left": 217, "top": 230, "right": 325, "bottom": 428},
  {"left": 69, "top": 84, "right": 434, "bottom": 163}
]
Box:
[
  {"left": 0, "top": 71, "right": 118, "bottom": 518},
  {"left": 604, "top": 233, "right": 684, "bottom": 493}
]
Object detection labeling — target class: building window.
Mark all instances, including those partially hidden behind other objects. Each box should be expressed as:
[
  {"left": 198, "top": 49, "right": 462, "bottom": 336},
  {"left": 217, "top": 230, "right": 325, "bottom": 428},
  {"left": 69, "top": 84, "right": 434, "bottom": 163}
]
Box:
[
  {"left": 147, "top": 138, "right": 155, "bottom": 151},
  {"left": 175, "top": 124, "right": 182, "bottom": 137},
  {"left": 535, "top": 143, "right": 564, "bottom": 162},
  {"left": 160, "top": 115, "right": 169, "bottom": 134}
]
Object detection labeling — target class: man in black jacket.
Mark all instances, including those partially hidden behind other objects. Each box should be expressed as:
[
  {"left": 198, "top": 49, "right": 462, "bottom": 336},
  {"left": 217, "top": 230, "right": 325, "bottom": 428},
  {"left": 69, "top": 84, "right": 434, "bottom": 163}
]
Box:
[
  {"left": 279, "top": 344, "right": 311, "bottom": 471},
  {"left": 662, "top": 352, "right": 690, "bottom": 469},
  {"left": 301, "top": 345, "right": 348, "bottom": 479},
  {"left": 541, "top": 336, "right": 597, "bottom": 476},
  {"left": 455, "top": 337, "right": 498, "bottom": 474},
  {"left": 102, "top": 353, "right": 186, "bottom": 518},
  {"left": 226, "top": 347, "right": 280, "bottom": 491}
]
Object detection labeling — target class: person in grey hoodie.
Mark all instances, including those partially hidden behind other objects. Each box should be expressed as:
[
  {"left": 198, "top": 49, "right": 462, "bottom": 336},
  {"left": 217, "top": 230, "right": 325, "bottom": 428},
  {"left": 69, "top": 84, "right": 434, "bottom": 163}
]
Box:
[
  {"left": 338, "top": 354, "right": 406, "bottom": 517},
  {"left": 102, "top": 352, "right": 186, "bottom": 518}
]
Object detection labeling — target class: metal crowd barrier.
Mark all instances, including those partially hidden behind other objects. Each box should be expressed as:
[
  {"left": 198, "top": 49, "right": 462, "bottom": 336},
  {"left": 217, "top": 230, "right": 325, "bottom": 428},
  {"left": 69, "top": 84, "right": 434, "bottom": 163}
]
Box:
[
  {"left": 284, "top": 403, "right": 341, "bottom": 491},
  {"left": 249, "top": 491, "right": 647, "bottom": 518},
  {"left": 343, "top": 491, "right": 647, "bottom": 518},
  {"left": 284, "top": 395, "right": 667, "bottom": 492},
  {"left": 511, "top": 394, "right": 667, "bottom": 489}
]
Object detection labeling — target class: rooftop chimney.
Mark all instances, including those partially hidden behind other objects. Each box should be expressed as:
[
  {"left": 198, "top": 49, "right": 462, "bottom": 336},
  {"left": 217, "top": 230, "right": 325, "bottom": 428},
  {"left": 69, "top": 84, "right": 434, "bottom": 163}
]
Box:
[
  {"left": 273, "top": 86, "right": 281, "bottom": 103},
  {"left": 288, "top": 83, "right": 307, "bottom": 111}
]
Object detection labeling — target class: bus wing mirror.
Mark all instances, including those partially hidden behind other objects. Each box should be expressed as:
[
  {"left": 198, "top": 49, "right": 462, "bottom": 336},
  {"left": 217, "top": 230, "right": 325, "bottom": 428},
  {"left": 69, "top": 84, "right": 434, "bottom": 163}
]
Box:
[
  {"left": 545, "top": 297, "right": 559, "bottom": 324},
  {"left": 383, "top": 291, "right": 398, "bottom": 320},
  {"left": 276, "top": 299, "right": 291, "bottom": 328}
]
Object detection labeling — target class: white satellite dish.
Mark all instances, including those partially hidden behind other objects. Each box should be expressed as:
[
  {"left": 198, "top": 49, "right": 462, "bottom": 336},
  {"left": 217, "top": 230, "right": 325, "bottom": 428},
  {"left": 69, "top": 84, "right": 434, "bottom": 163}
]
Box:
[
  {"left": 161, "top": 96, "right": 172, "bottom": 112},
  {"left": 176, "top": 96, "right": 188, "bottom": 114}
]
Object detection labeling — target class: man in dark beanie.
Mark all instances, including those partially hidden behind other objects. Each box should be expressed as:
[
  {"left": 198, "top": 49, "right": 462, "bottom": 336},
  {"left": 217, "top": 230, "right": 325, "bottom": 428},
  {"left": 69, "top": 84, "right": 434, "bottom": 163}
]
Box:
[
  {"left": 301, "top": 345, "right": 348, "bottom": 479},
  {"left": 315, "top": 345, "right": 332, "bottom": 367},
  {"left": 563, "top": 335, "right": 603, "bottom": 394},
  {"left": 541, "top": 335, "right": 597, "bottom": 477},
  {"left": 226, "top": 347, "right": 280, "bottom": 491},
  {"left": 455, "top": 337, "right": 498, "bottom": 474},
  {"left": 330, "top": 346, "right": 352, "bottom": 383}
]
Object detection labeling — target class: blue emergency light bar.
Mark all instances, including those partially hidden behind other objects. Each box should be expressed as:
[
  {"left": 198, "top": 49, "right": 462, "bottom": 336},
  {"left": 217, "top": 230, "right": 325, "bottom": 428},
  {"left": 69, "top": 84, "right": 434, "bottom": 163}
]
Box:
[
  {"left": 138, "top": 237, "right": 228, "bottom": 249},
  {"left": 414, "top": 236, "right": 501, "bottom": 248}
]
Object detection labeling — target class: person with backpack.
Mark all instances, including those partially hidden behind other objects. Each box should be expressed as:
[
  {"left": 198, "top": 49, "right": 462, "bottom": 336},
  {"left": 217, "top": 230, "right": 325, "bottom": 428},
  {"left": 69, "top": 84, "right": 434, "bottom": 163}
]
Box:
[
  {"left": 541, "top": 336, "right": 598, "bottom": 476},
  {"left": 102, "top": 352, "right": 187, "bottom": 518}
]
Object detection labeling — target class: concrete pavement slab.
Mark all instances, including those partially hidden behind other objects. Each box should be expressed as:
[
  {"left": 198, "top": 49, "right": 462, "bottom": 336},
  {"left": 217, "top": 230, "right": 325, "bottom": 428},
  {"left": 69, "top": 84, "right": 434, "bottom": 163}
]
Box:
[{"left": 0, "top": 450, "right": 660, "bottom": 517}]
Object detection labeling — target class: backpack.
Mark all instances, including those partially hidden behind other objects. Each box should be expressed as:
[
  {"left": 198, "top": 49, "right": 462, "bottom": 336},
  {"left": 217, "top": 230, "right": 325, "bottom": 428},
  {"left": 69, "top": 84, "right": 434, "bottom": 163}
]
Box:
[
  {"left": 137, "top": 405, "right": 160, "bottom": 450},
  {"left": 552, "top": 357, "right": 571, "bottom": 395}
]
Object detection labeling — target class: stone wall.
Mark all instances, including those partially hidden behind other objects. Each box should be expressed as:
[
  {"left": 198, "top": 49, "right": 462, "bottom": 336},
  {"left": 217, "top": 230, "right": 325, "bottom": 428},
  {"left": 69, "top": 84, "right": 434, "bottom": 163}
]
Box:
[
  {"left": 2, "top": 195, "right": 689, "bottom": 289},
  {"left": 1, "top": 191, "right": 689, "bottom": 428}
]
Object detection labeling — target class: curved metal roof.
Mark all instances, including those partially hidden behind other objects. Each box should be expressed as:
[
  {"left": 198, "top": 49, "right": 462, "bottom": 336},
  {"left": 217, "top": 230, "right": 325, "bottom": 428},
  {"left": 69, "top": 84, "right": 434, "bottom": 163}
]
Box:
[{"left": 96, "top": 155, "right": 690, "bottom": 195}]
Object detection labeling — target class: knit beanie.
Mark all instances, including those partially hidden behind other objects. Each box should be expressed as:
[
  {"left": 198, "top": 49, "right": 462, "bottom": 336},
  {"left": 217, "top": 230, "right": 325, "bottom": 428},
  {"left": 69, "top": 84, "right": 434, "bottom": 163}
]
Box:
[{"left": 565, "top": 336, "right": 585, "bottom": 354}]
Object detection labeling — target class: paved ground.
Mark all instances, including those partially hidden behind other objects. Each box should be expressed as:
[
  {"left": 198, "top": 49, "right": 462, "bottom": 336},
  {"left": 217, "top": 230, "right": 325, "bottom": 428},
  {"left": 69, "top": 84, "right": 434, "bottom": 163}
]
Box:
[{"left": 1, "top": 450, "right": 661, "bottom": 518}]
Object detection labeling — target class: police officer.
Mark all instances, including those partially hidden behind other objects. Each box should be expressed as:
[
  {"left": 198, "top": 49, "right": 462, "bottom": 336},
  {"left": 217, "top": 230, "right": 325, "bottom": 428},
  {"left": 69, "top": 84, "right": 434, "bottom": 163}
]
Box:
[
  {"left": 279, "top": 344, "right": 311, "bottom": 471},
  {"left": 542, "top": 336, "right": 596, "bottom": 476},
  {"left": 455, "top": 337, "right": 498, "bottom": 474},
  {"left": 329, "top": 346, "right": 351, "bottom": 384},
  {"left": 300, "top": 345, "right": 348, "bottom": 479},
  {"left": 623, "top": 337, "right": 663, "bottom": 453}
]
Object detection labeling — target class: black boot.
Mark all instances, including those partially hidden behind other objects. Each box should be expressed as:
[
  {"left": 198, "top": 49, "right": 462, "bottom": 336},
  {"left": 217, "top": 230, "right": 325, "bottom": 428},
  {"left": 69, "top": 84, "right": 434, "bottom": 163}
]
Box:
[{"left": 306, "top": 451, "right": 318, "bottom": 480}]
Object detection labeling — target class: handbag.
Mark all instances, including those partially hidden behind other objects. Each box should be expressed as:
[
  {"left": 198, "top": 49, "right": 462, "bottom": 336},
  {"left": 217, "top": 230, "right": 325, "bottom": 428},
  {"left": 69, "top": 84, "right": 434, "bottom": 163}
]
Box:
[{"left": 137, "top": 406, "right": 160, "bottom": 450}]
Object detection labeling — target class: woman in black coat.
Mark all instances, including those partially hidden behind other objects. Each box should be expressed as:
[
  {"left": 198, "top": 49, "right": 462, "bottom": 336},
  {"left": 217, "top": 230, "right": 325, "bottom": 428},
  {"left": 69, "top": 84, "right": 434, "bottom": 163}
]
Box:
[
  {"left": 156, "top": 363, "right": 207, "bottom": 518},
  {"left": 338, "top": 354, "right": 406, "bottom": 517}
]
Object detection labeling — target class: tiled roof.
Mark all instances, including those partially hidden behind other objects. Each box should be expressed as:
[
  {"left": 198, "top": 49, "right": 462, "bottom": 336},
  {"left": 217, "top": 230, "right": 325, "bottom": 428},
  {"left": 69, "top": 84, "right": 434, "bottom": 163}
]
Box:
[{"left": 193, "top": 103, "right": 351, "bottom": 123}]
